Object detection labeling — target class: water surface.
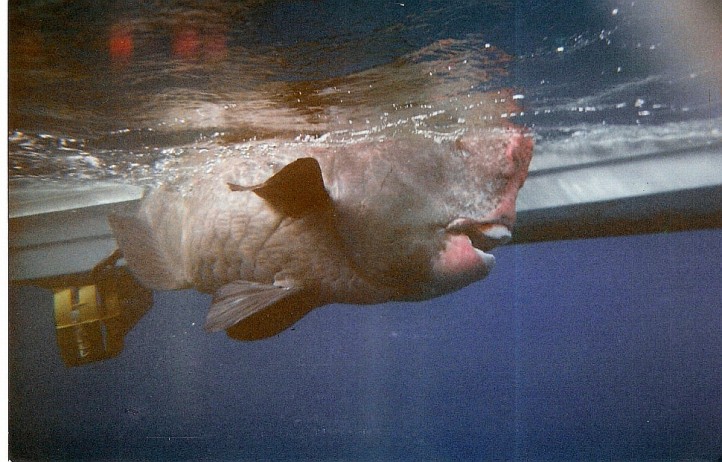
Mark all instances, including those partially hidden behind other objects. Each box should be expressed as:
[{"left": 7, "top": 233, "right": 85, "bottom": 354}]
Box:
[{"left": 8, "top": 1, "right": 722, "bottom": 460}]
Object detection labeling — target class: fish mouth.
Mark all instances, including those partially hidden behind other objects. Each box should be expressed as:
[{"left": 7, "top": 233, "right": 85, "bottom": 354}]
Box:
[
  {"left": 445, "top": 218, "right": 512, "bottom": 254},
  {"left": 431, "top": 218, "right": 512, "bottom": 286}
]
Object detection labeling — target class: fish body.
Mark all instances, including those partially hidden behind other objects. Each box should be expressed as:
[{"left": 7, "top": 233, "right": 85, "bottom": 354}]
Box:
[{"left": 110, "top": 128, "right": 532, "bottom": 339}]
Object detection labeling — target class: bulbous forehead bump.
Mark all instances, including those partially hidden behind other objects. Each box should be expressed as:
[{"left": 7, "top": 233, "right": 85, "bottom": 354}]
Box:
[{"left": 455, "top": 128, "right": 533, "bottom": 183}]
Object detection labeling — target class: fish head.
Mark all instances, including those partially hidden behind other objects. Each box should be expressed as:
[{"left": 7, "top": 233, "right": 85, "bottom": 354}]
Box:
[
  {"left": 328, "top": 126, "right": 533, "bottom": 299},
  {"left": 430, "top": 128, "right": 533, "bottom": 292}
]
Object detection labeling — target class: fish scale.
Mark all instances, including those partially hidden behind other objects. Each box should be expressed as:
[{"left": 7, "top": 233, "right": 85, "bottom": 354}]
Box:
[{"left": 109, "top": 127, "right": 532, "bottom": 338}]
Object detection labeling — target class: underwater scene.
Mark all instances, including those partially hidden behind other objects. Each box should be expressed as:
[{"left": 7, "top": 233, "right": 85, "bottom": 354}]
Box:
[{"left": 8, "top": 0, "right": 722, "bottom": 460}]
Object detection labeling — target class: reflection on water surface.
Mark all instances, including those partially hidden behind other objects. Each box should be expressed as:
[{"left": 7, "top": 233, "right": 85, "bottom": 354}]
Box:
[{"left": 7, "top": 1, "right": 722, "bottom": 460}]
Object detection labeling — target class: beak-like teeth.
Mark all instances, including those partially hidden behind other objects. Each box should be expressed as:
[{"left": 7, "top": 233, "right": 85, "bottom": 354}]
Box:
[
  {"left": 480, "top": 224, "right": 512, "bottom": 243},
  {"left": 446, "top": 219, "right": 512, "bottom": 251}
]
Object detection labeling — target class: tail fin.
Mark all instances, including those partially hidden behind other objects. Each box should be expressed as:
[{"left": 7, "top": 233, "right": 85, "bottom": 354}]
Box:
[{"left": 108, "top": 213, "right": 186, "bottom": 290}]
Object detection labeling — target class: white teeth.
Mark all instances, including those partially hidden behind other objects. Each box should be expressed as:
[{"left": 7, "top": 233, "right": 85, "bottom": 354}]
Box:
[
  {"left": 482, "top": 224, "right": 512, "bottom": 242},
  {"left": 447, "top": 218, "right": 469, "bottom": 229},
  {"left": 474, "top": 248, "right": 496, "bottom": 268}
]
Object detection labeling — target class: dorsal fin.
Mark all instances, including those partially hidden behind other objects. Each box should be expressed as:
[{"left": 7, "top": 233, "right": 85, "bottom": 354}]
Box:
[{"left": 227, "top": 157, "right": 332, "bottom": 218}]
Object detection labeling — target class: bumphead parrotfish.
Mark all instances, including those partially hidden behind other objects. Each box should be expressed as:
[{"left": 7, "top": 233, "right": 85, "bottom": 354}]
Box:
[
  {"left": 109, "top": 39, "right": 533, "bottom": 340},
  {"left": 109, "top": 129, "right": 532, "bottom": 339}
]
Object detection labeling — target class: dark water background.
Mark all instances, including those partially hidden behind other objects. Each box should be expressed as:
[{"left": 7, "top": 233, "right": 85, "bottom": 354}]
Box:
[
  {"left": 9, "top": 230, "right": 722, "bottom": 460},
  {"left": 8, "top": 0, "right": 722, "bottom": 460}
]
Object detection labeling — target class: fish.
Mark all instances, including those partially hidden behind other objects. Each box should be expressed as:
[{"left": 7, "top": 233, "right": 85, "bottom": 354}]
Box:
[
  {"left": 109, "top": 127, "right": 532, "bottom": 340},
  {"left": 108, "top": 37, "right": 533, "bottom": 339}
]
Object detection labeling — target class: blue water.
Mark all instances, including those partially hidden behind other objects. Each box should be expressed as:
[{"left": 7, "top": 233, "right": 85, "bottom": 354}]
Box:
[
  {"left": 8, "top": 0, "right": 722, "bottom": 460},
  {"left": 9, "top": 229, "right": 722, "bottom": 460}
]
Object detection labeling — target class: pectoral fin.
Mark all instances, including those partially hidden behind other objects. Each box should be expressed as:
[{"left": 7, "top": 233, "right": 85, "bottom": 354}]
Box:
[
  {"left": 204, "top": 281, "right": 301, "bottom": 332},
  {"left": 227, "top": 157, "right": 332, "bottom": 218},
  {"left": 225, "top": 293, "right": 317, "bottom": 341}
]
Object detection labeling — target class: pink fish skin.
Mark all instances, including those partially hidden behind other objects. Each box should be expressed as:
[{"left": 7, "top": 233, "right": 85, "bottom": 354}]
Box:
[{"left": 109, "top": 127, "right": 532, "bottom": 339}]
